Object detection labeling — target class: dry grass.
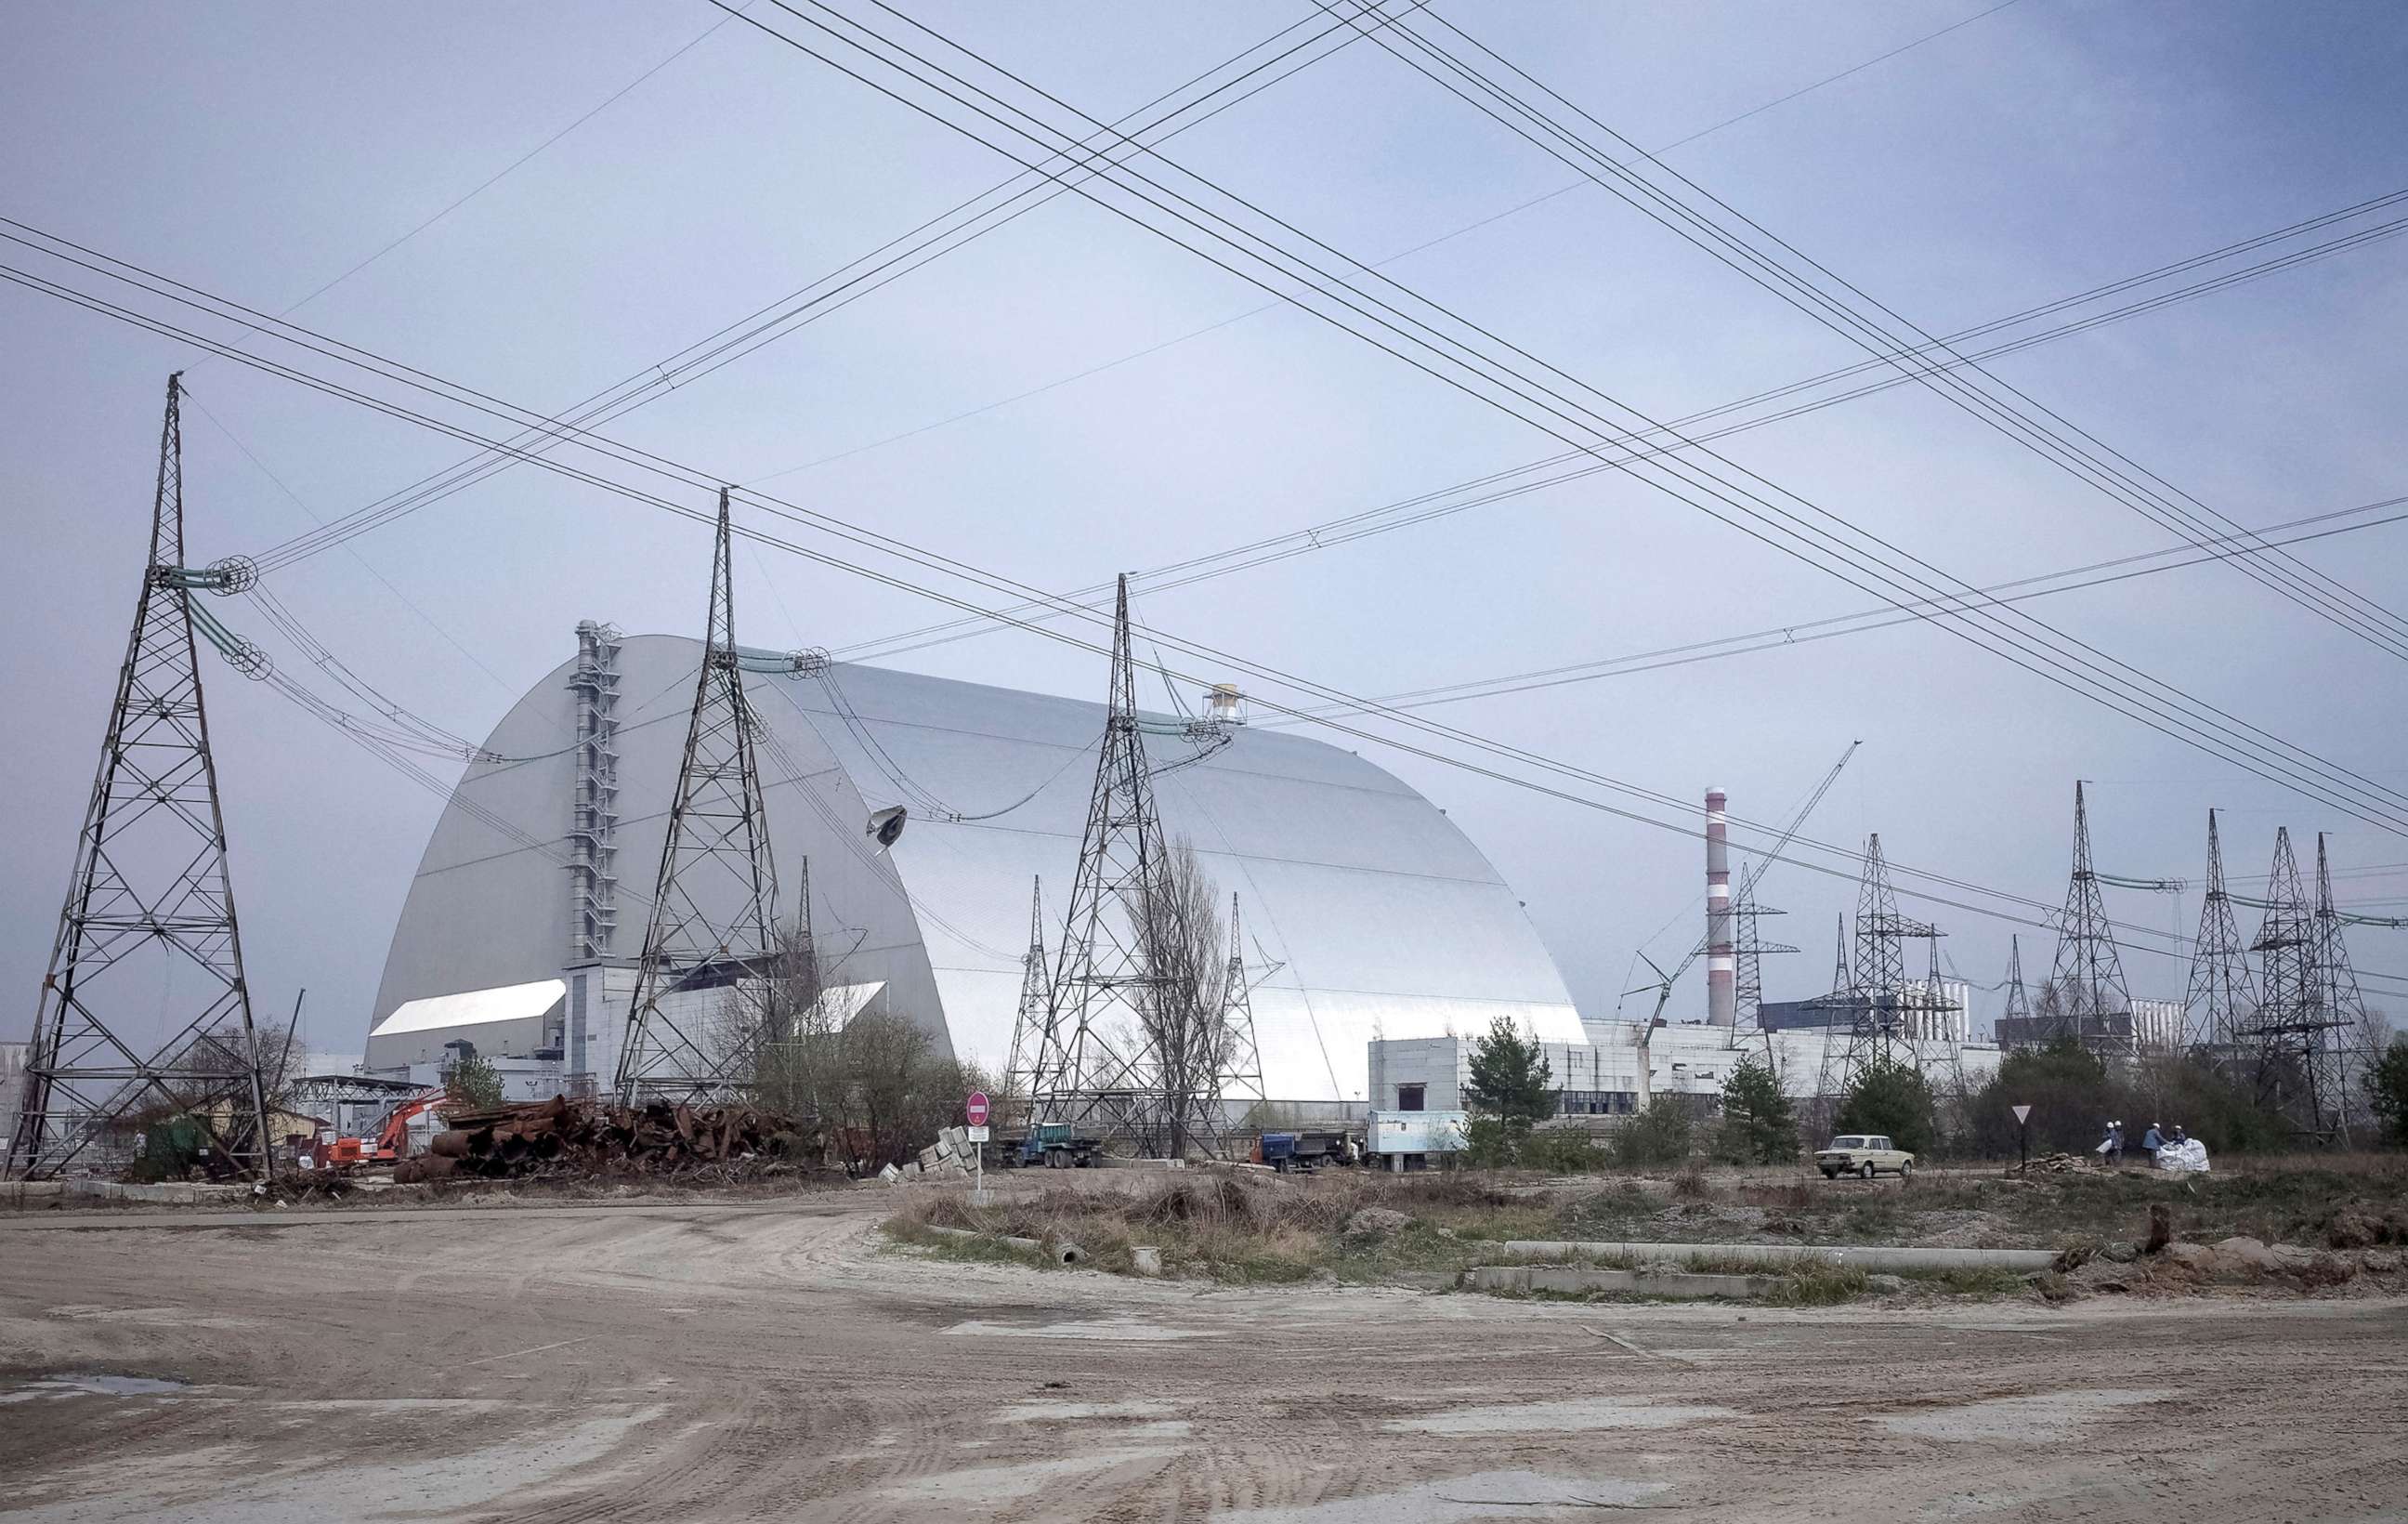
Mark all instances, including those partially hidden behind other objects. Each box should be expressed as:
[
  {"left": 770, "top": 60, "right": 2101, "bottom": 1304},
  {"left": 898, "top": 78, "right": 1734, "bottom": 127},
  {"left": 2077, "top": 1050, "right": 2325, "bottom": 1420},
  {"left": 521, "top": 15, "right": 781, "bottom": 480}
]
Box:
[{"left": 880, "top": 1152, "right": 2408, "bottom": 1292}]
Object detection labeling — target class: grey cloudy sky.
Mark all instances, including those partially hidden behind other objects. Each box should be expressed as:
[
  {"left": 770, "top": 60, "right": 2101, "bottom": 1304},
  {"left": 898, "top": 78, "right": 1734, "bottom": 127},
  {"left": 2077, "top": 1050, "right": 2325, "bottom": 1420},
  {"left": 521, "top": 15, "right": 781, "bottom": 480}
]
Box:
[{"left": 5, "top": 0, "right": 2405, "bottom": 1058}]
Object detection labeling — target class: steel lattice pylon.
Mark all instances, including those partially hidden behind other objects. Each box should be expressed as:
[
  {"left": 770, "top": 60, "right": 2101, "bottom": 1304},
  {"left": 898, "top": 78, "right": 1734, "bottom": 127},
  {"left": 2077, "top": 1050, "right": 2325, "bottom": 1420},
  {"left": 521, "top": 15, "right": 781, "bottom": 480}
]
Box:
[
  {"left": 7, "top": 375, "right": 274, "bottom": 1180},
  {"left": 1212, "top": 893, "right": 1266, "bottom": 1124},
  {"left": 615, "top": 490, "right": 781, "bottom": 1105},
  {"left": 2243, "top": 827, "right": 2348, "bottom": 1142},
  {"left": 1813, "top": 835, "right": 1950, "bottom": 1098},
  {"left": 2310, "top": 834, "right": 2369, "bottom": 1142},
  {"left": 2184, "top": 809, "right": 2256, "bottom": 1069},
  {"left": 2044, "top": 782, "right": 2133, "bottom": 1053},
  {"left": 1999, "top": 935, "right": 2033, "bottom": 1039},
  {"left": 1001, "top": 875, "right": 1047, "bottom": 1127},
  {"left": 1026, "top": 577, "right": 1229, "bottom": 1157}
]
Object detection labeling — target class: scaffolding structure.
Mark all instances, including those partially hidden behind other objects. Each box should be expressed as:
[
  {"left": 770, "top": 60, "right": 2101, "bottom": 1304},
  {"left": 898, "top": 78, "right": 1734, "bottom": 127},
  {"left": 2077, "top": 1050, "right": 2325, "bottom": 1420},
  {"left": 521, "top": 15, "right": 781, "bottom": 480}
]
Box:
[
  {"left": 7, "top": 375, "right": 275, "bottom": 1179},
  {"left": 566, "top": 620, "right": 624, "bottom": 964}
]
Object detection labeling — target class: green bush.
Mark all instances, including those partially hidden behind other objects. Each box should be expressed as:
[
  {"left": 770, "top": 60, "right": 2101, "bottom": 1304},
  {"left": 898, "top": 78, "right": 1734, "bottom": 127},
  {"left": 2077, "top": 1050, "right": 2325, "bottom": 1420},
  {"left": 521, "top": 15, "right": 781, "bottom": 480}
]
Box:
[
  {"left": 1719, "top": 1056, "right": 1799, "bottom": 1163},
  {"left": 2370, "top": 1037, "right": 2408, "bottom": 1148},
  {"left": 1520, "top": 1127, "right": 1605, "bottom": 1174},
  {"left": 1834, "top": 1056, "right": 1936, "bottom": 1157},
  {"left": 1614, "top": 1095, "right": 1694, "bottom": 1167}
]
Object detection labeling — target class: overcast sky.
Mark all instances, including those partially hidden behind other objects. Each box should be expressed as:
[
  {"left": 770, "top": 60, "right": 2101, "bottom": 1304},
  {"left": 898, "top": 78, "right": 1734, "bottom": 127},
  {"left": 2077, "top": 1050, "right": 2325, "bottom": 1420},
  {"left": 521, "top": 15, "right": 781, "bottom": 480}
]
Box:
[{"left": 5, "top": 0, "right": 2405, "bottom": 1060}]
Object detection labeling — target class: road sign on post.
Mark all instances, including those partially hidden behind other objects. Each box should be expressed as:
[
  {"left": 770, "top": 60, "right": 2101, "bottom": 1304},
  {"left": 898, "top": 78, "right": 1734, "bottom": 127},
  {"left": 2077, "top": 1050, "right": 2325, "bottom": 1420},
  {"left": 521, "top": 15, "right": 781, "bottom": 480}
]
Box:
[
  {"left": 966, "top": 1092, "right": 991, "bottom": 1204},
  {"left": 2010, "top": 1104, "right": 2033, "bottom": 1174}
]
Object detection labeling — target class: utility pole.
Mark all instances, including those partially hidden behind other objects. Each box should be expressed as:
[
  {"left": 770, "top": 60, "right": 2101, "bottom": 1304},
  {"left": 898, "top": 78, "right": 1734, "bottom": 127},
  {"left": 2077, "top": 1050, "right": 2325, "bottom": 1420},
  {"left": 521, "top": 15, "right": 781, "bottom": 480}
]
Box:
[
  {"left": 8, "top": 375, "right": 275, "bottom": 1180},
  {"left": 615, "top": 489, "right": 780, "bottom": 1106}
]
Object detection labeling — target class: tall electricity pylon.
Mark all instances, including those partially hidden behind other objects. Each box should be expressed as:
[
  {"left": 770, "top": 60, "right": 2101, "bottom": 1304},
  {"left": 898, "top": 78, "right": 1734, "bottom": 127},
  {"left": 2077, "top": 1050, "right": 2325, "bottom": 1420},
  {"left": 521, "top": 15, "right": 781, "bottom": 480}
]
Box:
[
  {"left": 8, "top": 375, "right": 274, "bottom": 1179},
  {"left": 2183, "top": 809, "right": 2256, "bottom": 1068},
  {"left": 1208, "top": 893, "right": 1267, "bottom": 1133},
  {"left": 1028, "top": 576, "right": 1219, "bottom": 1157},
  {"left": 2244, "top": 827, "right": 2347, "bottom": 1142},
  {"left": 1001, "top": 875, "right": 1046, "bottom": 1127},
  {"left": 1999, "top": 935, "right": 2033, "bottom": 1044},
  {"left": 1813, "top": 836, "right": 1945, "bottom": 1098},
  {"left": 2310, "top": 834, "right": 2370, "bottom": 1142},
  {"left": 2045, "top": 782, "right": 2132, "bottom": 1053},
  {"left": 615, "top": 490, "right": 780, "bottom": 1105}
]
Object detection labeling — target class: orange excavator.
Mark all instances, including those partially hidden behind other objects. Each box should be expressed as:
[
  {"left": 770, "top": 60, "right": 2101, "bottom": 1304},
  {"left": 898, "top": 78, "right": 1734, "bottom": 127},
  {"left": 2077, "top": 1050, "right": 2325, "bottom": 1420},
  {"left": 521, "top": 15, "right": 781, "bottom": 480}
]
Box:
[{"left": 320, "top": 1086, "right": 445, "bottom": 1167}]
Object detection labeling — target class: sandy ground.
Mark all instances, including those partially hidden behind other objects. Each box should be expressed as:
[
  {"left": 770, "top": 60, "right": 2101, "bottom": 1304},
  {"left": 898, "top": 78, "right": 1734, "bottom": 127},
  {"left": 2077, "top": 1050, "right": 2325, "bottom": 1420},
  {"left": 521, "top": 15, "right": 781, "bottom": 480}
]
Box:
[{"left": 2, "top": 1193, "right": 2403, "bottom": 1522}]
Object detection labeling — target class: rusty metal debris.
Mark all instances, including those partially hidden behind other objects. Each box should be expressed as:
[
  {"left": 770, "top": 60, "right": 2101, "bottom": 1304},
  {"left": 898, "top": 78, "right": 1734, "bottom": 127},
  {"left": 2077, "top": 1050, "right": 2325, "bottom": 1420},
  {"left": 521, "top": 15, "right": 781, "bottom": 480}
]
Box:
[{"left": 391, "top": 1097, "right": 815, "bottom": 1184}]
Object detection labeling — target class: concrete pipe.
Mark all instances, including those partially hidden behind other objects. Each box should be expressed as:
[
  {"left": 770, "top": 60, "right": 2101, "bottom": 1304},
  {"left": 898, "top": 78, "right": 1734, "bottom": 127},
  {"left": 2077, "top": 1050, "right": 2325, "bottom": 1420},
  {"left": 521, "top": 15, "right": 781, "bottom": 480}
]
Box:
[{"left": 1498, "top": 1240, "right": 2059, "bottom": 1273}]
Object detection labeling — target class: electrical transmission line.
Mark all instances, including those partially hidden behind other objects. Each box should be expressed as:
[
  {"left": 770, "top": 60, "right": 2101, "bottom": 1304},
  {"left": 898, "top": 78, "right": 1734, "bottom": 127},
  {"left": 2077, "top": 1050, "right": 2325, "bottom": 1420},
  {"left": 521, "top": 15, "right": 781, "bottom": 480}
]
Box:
[
  {"left": 695, "top": 0, "right": 2408, "bottom": 837},
  {"left": 0, "top": 233, "right": 2357, "bottom": 961},
  {"left": 1319, "top": 4, "right": 2408, "bottom": 662},
  {"left": 828, "top": 192, "right": 2408, "bottom": 664}
]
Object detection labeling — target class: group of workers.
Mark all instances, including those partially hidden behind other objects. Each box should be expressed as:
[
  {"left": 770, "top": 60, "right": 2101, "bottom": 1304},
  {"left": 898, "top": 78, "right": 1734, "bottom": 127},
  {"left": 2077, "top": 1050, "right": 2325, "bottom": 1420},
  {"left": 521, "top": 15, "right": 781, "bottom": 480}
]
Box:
[{"left": 2098, "top": 1119, "right": 2188, "bottom": 1166}]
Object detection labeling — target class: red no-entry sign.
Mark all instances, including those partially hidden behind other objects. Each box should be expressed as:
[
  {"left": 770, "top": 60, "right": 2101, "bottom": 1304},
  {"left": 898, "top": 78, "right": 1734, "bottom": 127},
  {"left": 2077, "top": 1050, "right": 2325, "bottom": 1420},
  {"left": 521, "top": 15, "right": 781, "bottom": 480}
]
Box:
[{"left": 966, "top": 1091, "right": 990, "bottom": 1127}]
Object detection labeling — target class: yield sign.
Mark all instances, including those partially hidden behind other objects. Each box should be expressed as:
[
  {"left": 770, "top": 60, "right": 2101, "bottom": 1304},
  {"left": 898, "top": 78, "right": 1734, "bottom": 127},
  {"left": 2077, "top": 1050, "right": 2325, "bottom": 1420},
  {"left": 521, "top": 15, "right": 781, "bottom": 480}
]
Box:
[{"left": 2010, "top": 1105, "right": 2033, "bottom": 1125}]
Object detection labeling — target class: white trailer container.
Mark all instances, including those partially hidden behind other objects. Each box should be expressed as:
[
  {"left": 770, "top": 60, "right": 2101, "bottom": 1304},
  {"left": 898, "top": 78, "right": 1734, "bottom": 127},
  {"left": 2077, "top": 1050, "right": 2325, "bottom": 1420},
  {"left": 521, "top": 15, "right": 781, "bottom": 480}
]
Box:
[{"left": 1367, "top": 1109, "right": 1466, "bottom": 1170}]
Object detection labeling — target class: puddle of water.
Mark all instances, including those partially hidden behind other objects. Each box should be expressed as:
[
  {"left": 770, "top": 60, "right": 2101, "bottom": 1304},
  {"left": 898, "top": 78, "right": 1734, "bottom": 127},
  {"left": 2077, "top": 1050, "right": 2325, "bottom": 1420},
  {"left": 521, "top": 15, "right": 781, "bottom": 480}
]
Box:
[
  {"left": 1217, "top": 1469, "right": 1666, "bottom": 1522},
  {"left": 1879, "top": 1388, "right": 2173, "bottom": 1442},
  {"left": 879, "top": 1447, "right": 1180, "bottom": 1503},
  {"left": 1386, "top": 1398, "right": 1734, "bottom": 1435},
  {"left": 990, "top": 1399, "right": 1175, "bottom": 1423},
  {"left": 0, "top": 1373, "right": 190, "bottom": 1404},
  {"left": 943, "top": 1319, "right": 1213, "bottom": 1342}
]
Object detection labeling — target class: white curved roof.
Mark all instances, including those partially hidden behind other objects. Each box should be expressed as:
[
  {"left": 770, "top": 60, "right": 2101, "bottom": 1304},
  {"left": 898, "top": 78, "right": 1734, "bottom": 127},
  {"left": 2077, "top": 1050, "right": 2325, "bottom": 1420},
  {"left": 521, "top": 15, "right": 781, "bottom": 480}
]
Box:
[
  {"left": 371, "top": 636, "right": 1581, "bottom": 1099},
  {"left": 369, "top": 978, "right": 566, "bottom": 1038}
]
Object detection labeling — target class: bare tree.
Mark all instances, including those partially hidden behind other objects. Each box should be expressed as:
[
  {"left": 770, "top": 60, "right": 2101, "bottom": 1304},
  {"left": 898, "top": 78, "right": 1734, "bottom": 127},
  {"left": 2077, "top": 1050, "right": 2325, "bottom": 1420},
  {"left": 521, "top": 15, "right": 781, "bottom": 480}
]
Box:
[{"left": 1134, "top": 837, "right": 1227, "bottom": 1158}]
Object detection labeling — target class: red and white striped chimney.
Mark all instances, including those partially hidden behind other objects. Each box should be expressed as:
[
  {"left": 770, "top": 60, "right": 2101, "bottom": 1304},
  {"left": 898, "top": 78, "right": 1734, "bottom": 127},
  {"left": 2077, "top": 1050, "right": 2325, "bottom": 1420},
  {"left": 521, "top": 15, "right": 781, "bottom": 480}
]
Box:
[{"left": 1706, "top": 787, "right": 1735, "bottom": 1028}]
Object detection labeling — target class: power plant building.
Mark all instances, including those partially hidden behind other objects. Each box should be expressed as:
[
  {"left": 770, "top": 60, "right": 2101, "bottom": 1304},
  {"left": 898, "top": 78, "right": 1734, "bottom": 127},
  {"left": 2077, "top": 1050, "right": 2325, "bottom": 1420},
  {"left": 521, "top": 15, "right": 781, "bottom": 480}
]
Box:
[{"left": 368, "top": 628, "right": 1585, "bottom": 1101}]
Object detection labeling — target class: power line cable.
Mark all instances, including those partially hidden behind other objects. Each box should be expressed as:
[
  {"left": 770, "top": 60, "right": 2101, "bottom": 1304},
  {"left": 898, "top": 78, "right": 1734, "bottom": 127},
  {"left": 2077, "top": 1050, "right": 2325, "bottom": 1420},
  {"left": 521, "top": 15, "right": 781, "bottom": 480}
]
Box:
[
  {"left": 0, "top": 248, "right": 2285, "bottom": 954},
  {"left": 831, "top": 204, "right": 2408, "bottom": 663},
  {"left": 1345, "top": 5, "right": 2408, "bottom": 659},
  {"left": 699, "top": 0, "right": 2408, "bottom": 832}
]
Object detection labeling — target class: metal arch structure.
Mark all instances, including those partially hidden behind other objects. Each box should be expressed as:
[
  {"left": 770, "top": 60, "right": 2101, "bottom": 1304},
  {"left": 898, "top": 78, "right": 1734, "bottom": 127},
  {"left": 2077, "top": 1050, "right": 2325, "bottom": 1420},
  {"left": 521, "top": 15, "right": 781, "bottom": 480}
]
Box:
[
  {"left": 615, "top": 489, "right": 782, "bottom": 1106},
  {"left": 2043, "top": 782, "right": 2134, "bottom": 1054},
  {"left": 1027, "top": 576, "right": 1227, "bottom": 1158},
  {"left": 7, "top": 375, "right": 275, "bottom": 1181},
  {"left": 2183, "top": 809, "right": 2257, "bottom": 1068}
]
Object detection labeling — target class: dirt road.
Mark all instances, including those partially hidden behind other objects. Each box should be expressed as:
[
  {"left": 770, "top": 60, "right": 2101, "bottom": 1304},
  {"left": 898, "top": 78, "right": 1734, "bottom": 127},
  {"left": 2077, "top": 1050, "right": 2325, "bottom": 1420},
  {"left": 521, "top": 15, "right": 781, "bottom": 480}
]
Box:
[{"left": 2, "top": 1194, "right": 2401, "bottom": 1521}]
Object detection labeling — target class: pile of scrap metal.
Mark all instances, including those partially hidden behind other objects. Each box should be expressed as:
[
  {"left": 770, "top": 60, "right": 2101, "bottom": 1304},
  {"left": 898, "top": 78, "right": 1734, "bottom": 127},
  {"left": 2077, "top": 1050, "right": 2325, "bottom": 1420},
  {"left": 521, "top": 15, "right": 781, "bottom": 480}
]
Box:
[{"left": 392, "top": 1096, "right": 817, "bottom": 1183}]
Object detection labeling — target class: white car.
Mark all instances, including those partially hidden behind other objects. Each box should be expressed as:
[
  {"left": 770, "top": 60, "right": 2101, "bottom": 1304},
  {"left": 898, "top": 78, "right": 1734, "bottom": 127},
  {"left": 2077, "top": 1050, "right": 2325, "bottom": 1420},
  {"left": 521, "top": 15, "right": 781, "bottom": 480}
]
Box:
[{"left": 1815, "top": 1134, "right": 1914, "bottom": 1181}]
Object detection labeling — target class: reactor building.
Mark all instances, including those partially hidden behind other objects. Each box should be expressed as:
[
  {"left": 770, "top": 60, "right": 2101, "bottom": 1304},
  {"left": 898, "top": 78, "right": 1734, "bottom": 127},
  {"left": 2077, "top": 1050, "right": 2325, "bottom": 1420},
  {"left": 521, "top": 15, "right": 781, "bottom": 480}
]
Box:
[{"left": 365, "top": 624, "right": 1584, "bottom": 1101}]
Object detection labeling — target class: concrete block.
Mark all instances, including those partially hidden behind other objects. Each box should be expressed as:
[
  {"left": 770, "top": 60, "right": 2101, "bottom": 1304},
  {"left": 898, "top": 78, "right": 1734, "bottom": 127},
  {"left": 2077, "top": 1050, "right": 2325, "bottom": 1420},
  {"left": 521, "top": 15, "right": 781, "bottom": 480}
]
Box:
[{"left": 1131, "top": 1246, "right": 1163, "bottom": 1277}]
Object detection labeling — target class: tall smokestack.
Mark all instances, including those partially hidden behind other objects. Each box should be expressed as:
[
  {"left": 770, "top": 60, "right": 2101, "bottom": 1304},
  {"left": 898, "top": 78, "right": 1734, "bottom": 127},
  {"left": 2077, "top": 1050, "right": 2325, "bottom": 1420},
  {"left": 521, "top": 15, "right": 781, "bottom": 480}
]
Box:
[{"left": 1707, "top": 787, "right": 1735, "bottom": 1028}]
